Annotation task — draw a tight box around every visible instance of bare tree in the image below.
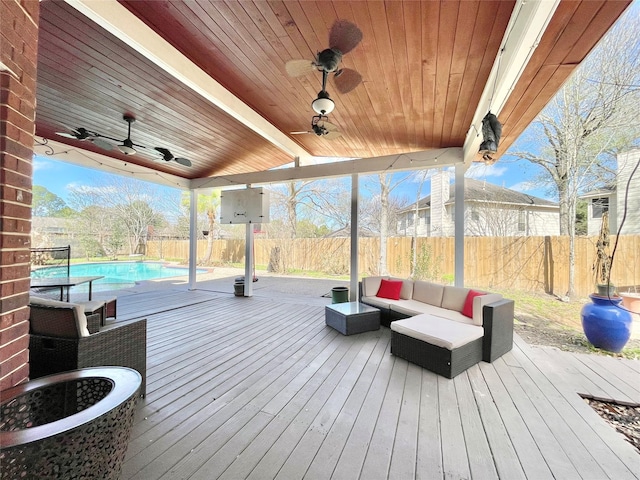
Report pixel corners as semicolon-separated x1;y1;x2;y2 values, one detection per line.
361;173;410;275
508;10;640;297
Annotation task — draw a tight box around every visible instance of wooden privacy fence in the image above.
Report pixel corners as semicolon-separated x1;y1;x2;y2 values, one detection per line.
146;235;640;297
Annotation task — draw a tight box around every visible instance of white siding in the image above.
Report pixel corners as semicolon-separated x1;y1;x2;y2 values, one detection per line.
430;171;450;237
617;149;640;234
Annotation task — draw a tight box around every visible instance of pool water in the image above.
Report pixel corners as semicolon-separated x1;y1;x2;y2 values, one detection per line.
31;262;205;292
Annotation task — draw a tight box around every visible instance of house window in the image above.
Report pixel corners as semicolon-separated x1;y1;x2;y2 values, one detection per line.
592;197;609;219
408;212;414;226
471;210;479;221
518;210;526;232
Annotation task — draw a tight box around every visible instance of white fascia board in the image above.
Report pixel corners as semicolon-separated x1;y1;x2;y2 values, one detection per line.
190;148;463;189
463;0;560;164
34;138;192;190
64;0;311;162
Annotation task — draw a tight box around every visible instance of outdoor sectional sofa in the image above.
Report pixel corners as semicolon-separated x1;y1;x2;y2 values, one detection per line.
359;276;514;378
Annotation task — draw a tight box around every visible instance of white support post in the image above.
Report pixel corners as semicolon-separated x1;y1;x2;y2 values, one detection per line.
188;189;198;290
454;164;465;287
350;173;359;301
244;223;254;296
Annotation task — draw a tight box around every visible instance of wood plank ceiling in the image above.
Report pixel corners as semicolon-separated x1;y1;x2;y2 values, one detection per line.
33;0;630;182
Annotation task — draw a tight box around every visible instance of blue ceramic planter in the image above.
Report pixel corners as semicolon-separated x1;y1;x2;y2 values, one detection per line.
581;294;633;353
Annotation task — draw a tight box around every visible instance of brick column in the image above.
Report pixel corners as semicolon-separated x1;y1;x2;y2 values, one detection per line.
1;0;39;391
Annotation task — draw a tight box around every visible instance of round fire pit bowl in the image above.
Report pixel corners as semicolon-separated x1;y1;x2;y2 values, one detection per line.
0;367;141;479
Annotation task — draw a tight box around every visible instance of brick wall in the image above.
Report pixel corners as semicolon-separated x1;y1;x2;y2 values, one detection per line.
1;0;39;391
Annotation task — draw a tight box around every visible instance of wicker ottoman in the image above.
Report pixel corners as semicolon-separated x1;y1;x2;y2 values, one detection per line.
325;302;380;335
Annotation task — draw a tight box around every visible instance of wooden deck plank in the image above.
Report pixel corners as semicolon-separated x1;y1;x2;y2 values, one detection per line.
415;370;444;480
358;358;408;480
491;358;581;479
126;326;347;479
478;361;555;479
387;362;422;480
466;366;526;480
273;334;384;480
245;334;373;480
331;349;397;480
573;353;640;404
454;369;499;480
217;337;381;480
230;335;391;480
438;374;471;479
507;350;611;479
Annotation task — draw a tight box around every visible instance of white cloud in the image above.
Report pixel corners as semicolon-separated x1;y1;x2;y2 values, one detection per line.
32;157;59;172
509;181;538;192
465;163;508;179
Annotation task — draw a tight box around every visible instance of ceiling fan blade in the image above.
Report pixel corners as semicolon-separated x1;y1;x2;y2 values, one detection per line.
92;137;116;151
329;20;362;54
290;130;311;135
174;157;192;167
56;126;97;140
285;59;316;77
316;120;339;132
323;130;342;140
334;68;362;94
56;131;80;139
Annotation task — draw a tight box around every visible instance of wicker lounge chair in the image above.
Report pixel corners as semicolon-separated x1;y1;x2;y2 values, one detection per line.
29;297;147;396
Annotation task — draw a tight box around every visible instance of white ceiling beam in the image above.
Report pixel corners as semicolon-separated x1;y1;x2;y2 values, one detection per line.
190;148;463;189
64;0;311;162
463;0;560;165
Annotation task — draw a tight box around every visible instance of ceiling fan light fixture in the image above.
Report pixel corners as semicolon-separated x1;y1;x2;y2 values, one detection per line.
117;138;137;155
312;90;335;115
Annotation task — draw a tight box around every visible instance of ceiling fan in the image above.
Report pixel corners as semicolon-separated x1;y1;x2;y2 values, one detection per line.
291;115;342;140
285;19;363;97
56;115;192;167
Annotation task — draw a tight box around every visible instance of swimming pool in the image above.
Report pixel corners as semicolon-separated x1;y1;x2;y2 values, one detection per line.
31;262;206;292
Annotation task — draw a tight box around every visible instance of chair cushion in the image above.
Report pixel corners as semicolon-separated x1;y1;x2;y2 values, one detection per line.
376;279;403;300
412;281;445;306
29;296;90;338
389;277;414;300
391;314;483;350
362;276;388;297
441;286;470;312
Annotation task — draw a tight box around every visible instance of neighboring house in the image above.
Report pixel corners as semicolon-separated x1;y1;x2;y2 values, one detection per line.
580;148;640;235
397;171;560;237
31;216;72;245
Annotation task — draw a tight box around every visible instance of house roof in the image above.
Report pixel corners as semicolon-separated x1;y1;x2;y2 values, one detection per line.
30;0;631;188
579;185;617;199
401;178;558;213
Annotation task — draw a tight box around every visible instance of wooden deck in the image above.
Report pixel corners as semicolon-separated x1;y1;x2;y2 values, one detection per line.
110;287;640;480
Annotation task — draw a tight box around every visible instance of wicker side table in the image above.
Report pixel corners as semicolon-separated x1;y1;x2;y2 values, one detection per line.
325;302;380;335
0;367;141;479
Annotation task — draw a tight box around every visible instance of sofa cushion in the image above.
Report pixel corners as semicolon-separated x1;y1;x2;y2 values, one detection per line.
391;314;484;350
472;293;503;326
390;277;414;300
361;295;393;310
412;281;445;307
462;290;485;318
389;300;473;324
29;296;90;338
376;279;403;300
362;276;388;298
441;286;470;312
